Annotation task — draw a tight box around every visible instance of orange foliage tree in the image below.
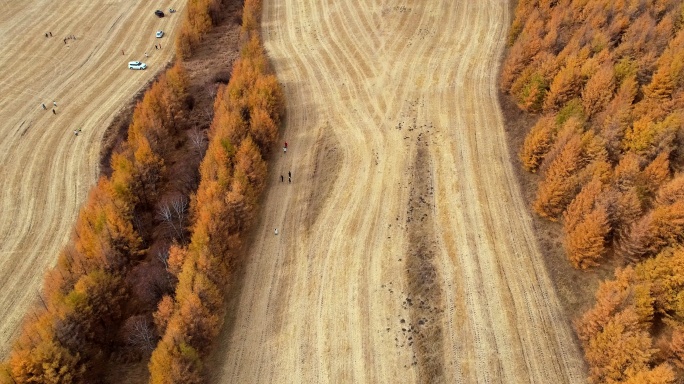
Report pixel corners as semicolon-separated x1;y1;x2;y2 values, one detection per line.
655;173;684;206
563;176;611;268
620;201;684;261
175;0;220;58
543;56;585;111
564;205;611;269
576;248;684;383
533;130;587;219
582;63;616;118
519;115;556;172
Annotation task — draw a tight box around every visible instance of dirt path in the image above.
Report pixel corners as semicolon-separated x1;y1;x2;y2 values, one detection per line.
0;0;185;358
210;0;586;382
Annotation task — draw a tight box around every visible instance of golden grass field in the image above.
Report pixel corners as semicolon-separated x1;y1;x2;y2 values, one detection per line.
209;0;587;382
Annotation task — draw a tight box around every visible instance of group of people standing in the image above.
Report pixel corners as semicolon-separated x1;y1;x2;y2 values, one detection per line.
275;142;293;236
144;43;164;58
281;142;291;183
40;100;58;115
280;171;292;184
44;31;76;44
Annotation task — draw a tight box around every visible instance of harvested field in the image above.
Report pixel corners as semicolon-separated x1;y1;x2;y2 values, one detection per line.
0;0;184;358
209;0;587;382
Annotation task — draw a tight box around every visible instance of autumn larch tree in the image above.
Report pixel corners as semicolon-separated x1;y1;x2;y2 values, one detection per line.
520;115;557;172
534;130;586;219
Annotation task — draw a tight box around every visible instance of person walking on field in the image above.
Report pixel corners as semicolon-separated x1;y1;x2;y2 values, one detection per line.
288;171;291;183
52;109;56;115
280;175;284;182
41;103;46;110
53;101;57;107
274;228;278;235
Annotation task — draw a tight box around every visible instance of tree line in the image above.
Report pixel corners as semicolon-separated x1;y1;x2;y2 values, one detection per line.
147;0;284;382
0;0;263;382
175;0;221;58
1;62;191;383
503;0;684;382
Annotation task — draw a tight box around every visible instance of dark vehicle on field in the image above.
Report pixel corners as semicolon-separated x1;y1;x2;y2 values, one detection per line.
154;10;164;18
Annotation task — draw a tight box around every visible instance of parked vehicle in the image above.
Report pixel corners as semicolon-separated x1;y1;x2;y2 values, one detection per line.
169;8;176;13
128;61;147;70
156;30;164;38
154;10;164;17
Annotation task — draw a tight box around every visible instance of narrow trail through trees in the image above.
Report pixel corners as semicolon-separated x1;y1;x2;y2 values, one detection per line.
211;0;586;382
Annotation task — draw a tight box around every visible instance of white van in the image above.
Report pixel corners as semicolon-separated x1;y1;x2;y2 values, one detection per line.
128;61;147;70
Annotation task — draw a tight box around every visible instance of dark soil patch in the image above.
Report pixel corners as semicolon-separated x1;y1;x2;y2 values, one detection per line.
403;133;445;383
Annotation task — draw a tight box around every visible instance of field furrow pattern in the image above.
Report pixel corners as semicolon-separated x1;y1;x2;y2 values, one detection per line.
211;0;586;383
